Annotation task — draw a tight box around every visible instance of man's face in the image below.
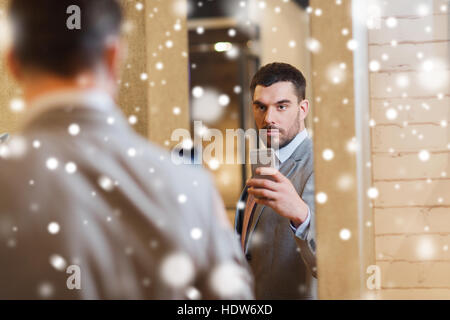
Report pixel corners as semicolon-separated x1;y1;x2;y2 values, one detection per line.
252;81;307;149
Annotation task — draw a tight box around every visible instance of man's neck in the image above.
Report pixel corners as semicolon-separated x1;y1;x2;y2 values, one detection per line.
281;127;306;149
276;129;309;163
22;73;114;106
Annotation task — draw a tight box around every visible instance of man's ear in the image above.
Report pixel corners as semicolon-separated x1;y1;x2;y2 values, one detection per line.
103;36;126;80
299;99;310;121
6;48;23;82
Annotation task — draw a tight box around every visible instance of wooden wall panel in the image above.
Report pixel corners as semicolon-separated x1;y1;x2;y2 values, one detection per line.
310;0;363;299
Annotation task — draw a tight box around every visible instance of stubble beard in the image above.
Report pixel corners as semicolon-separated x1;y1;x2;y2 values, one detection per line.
264;108;302;149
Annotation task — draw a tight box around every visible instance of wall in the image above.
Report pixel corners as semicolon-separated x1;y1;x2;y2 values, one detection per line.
0;0;21;135
309;0;364;299
309;0;449;300
144;0;190;147
249;0;314;130
367;0;450;299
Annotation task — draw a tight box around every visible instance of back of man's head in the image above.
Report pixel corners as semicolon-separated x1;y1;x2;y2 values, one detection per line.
9;0;123;78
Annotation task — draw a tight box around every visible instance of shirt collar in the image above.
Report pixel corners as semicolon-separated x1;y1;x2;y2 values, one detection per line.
275;129;309;163
23;89;115;128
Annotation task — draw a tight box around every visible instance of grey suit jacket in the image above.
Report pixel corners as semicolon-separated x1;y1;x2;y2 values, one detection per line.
0;104;254;299
235;137;317;300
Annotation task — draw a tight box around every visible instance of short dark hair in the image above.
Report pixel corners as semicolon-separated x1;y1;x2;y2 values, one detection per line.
250;62;307;101
9;0;123;77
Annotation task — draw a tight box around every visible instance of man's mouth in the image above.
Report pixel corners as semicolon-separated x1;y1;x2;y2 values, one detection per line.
265;129;280;136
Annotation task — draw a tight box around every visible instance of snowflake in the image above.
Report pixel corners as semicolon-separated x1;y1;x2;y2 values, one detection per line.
68;124;80;136
322;149;334;161
65;162;77;174
135;2;144;11
192;86;204;98
418;150;430;162
49;254;67;271
367;187;379;199
98;175;114;192
140;73;148;81
218;94;230;107
47;222;60;234
339;228;351;241
165;40;173;48
173;107;181;115
32;140;41;149
369;60;380;72
190;228;202;240
38;282;54;298
347;39;358;51
178;194;187;204
210;263;248;298
127;148;137;157
186;286;201;300
316;192;327;204
10;98;25;113
46;158;59;170
128;115;138;125
160;252;195;288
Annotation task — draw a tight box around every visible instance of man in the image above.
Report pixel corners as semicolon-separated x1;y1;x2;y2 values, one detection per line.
0;0;253;299
235;63;317;300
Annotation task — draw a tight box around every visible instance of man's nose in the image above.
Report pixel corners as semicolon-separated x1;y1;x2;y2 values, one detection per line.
263;107;276;125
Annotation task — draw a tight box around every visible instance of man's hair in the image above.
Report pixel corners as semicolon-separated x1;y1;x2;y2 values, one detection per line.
250;62;307;102
9;0;123;77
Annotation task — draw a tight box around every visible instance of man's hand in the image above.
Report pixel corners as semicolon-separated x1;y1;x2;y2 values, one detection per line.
247;167;309;228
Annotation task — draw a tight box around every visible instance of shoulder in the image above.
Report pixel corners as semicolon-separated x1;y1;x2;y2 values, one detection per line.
133;133;214;192
293;137;314;168
130;133;217;210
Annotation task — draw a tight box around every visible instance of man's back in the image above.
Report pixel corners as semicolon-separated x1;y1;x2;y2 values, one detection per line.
0;101;253;299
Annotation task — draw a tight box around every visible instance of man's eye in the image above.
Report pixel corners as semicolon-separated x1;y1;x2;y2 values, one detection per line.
279;105;287;110
258;106;266;111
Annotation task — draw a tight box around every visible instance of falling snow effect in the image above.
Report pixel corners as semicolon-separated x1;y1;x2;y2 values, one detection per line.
47;222;60;235
0;0;447;300
210;263;248;299
160;252;195;288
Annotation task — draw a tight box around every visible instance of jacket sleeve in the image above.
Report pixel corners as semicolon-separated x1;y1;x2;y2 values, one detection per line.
293;172;317;278
195;180;255;300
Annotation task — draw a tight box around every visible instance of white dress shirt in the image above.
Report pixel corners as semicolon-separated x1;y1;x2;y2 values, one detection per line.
23;89;115;128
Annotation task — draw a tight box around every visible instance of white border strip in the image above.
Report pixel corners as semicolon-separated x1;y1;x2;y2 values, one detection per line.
352;0;376;298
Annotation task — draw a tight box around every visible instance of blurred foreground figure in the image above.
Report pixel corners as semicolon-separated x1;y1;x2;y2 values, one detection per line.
0;0;253;299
